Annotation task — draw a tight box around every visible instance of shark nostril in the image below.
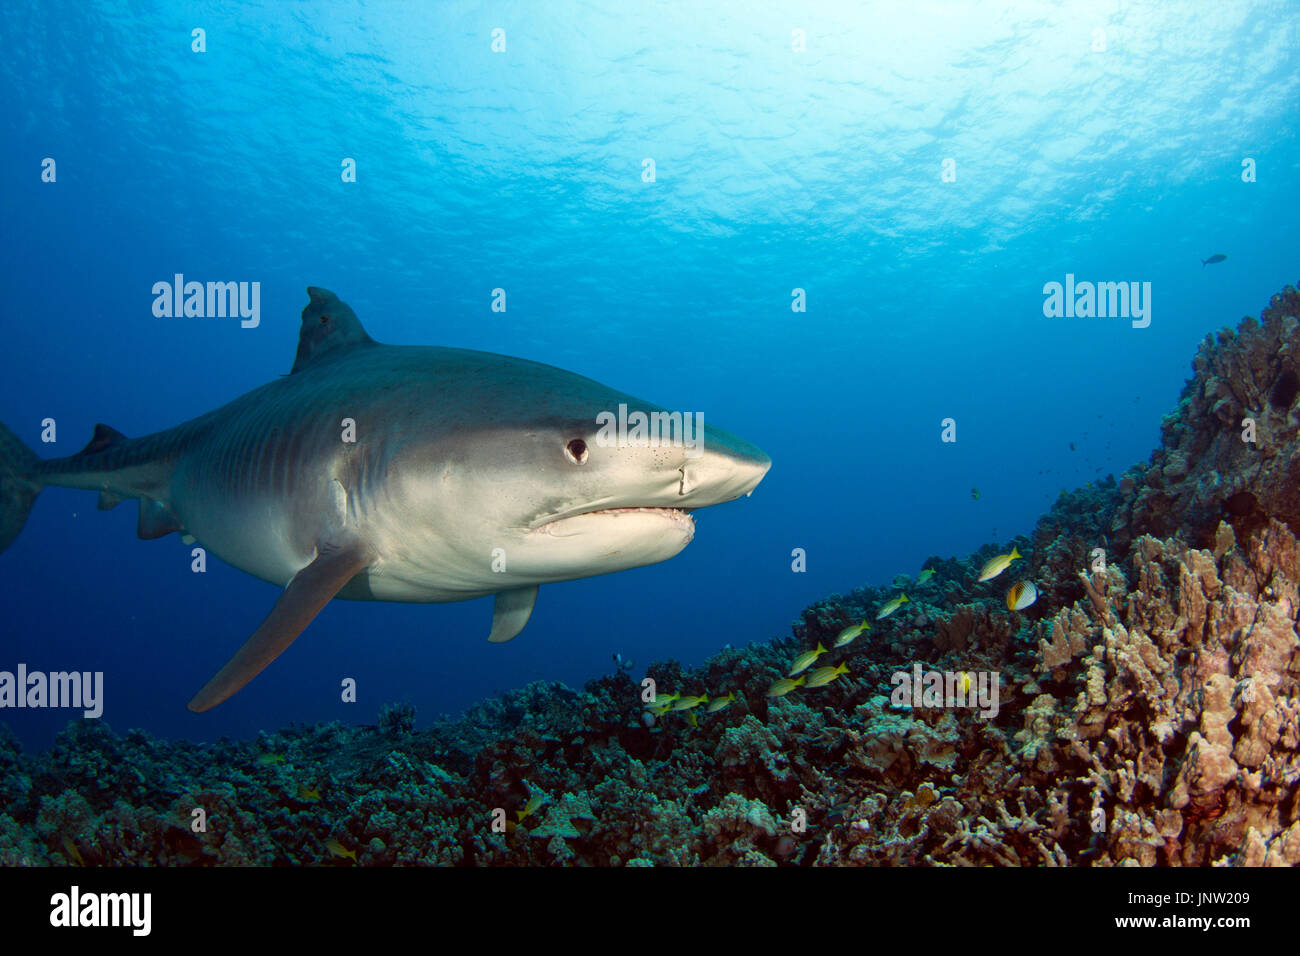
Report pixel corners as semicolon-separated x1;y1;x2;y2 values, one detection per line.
678;463;696;495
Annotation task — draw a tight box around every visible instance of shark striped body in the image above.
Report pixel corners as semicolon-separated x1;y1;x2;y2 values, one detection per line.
0;288;771;711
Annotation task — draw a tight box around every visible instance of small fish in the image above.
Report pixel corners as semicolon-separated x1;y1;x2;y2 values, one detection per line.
61;834;85;867
643;692;679;716
670;693;709;711
876;594;909;619
324;838;358;863
256;753;286;766
766;676;805;698
971;487;981;500
1202;253;1227;267
978;546;1021;583
1006;580;1038;610
915;568;936;586
516;793;548;822
833;620;871;647
685;711;699;728
960;672;972;696
705;691;736;713
804;663;849;688
297;785;322;803
788;643;828;676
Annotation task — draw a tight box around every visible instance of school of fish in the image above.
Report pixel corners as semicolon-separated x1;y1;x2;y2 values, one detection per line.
638;544;1041;718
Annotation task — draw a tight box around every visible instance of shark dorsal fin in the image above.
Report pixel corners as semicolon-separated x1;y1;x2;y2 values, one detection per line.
291;287;376;374
78;423;127;456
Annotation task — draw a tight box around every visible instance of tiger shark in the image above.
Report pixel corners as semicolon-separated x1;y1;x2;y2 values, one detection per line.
0;288;770;711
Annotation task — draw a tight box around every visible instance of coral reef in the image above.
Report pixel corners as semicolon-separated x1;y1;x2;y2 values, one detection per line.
1119;283;1300;550
2;283;1299;866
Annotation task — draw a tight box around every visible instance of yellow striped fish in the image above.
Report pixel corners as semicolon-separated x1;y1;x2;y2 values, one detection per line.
804;663;849;688
876;594;909;619
324;838;358;863
61;834;85;866
705;691;736;713
670;693;708;711
833;620;870;648
788;643;827;676
516;793;547;822
978;546;1021;582
766;676;805;698
643;692;679;717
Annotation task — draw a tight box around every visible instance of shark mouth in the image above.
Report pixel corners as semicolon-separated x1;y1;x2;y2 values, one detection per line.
532;506;695;535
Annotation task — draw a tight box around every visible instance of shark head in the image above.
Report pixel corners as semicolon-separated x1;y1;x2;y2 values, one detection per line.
384;351;771;588
510;404;771;580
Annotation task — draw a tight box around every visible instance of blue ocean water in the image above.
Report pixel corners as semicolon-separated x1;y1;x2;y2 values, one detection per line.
0;0;1296;749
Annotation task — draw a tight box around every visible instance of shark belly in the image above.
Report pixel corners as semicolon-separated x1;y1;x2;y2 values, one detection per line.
175;489;310;588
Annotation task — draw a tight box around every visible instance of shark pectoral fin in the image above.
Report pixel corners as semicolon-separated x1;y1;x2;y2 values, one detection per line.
487;586;539;643
187;541;373;713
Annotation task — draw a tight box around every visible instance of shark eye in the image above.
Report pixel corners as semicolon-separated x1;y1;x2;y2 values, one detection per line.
564;438;589;464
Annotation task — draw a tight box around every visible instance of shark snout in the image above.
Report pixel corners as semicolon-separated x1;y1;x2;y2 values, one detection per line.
677;425;770;504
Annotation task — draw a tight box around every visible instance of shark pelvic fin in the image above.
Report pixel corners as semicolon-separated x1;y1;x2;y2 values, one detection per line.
97;490;126;510
187;540;373;712
487;585;539;643
137;498;182;539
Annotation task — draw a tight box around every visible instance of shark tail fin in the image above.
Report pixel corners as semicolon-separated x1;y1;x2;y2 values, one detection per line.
0;421;42;554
